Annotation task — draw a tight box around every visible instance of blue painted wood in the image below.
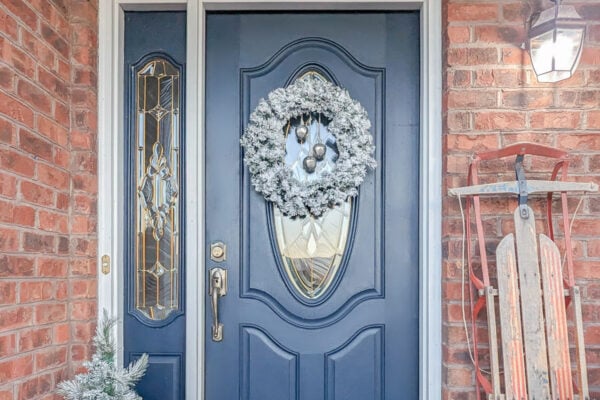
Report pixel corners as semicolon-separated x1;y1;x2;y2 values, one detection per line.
123;11;186;400
325;326;383;400
206;13;420;399
241;326;299;400
131;354;183;400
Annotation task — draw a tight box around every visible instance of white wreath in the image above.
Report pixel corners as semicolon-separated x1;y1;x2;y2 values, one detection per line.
241;73;376;217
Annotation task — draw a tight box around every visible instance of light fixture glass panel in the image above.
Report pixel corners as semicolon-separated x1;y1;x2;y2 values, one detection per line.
530;30;555;75
531;27;584;82
528;4;585;83
135;59;181;320
554;28;584;70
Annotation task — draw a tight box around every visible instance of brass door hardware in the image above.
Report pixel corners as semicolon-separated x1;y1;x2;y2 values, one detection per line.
210;242;227;262
209;267;227;341
101;255;111;275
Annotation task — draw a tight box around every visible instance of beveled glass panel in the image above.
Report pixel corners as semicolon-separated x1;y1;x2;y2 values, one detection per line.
273;71;351;300
135;59;180;320
274;201;352;299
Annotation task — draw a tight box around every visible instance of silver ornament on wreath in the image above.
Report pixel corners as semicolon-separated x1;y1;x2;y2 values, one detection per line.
295;115;309;143
312;143;326;161
312;113;327;161
295;125;309;143
303;155;317;173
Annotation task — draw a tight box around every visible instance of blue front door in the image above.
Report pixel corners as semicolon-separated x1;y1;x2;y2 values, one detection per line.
206;13;420;399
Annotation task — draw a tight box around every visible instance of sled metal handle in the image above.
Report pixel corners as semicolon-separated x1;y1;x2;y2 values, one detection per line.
515;154;529;219
209;267;227;342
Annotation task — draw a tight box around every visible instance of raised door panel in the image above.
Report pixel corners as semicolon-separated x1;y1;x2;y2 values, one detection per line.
241;326;299;400
325;327;383;400
134;354;182;400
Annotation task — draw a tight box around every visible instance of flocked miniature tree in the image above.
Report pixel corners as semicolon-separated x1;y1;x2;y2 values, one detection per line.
57;310;149;400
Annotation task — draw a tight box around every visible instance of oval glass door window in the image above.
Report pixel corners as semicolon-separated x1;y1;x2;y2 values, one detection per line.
272;71;352;300
274;200;351;299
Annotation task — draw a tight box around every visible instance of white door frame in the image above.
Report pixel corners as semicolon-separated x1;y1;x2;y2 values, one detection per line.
97;1;442;399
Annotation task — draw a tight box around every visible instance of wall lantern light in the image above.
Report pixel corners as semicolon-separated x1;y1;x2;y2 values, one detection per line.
528;0;585;83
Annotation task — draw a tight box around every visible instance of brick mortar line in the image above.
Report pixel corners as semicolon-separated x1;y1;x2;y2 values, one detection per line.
0;91;69;136
1;146;76;172
0;3;71;56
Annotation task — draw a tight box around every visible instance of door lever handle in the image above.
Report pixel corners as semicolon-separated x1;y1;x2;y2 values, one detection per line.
209;267;227;342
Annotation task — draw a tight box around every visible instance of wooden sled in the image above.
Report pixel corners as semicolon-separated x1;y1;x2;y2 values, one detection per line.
449;143;598;400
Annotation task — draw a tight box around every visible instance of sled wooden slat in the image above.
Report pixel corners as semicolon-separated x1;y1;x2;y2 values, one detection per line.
539;234;573;400
514;206;551;399
448;180;598;198
484;286;502;399
572;286;590;400
496;234;527;400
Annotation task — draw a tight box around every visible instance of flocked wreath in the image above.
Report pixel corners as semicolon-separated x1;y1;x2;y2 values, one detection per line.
240;73;376;218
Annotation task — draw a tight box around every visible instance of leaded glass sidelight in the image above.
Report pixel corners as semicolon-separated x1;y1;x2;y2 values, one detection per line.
135;58;180;320
273;71;352;300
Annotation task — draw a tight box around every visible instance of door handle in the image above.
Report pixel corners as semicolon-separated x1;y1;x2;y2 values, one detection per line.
209;267;227;342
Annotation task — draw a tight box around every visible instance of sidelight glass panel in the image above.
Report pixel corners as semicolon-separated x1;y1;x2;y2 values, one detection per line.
273;71;352;300
135;59;180;320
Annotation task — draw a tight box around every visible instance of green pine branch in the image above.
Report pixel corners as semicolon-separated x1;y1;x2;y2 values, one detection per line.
57;310;149;400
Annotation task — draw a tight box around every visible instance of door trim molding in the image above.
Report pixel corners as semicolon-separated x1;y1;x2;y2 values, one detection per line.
97;1;442;399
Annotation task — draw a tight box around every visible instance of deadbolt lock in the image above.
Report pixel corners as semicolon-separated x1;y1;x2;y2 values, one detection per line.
210;242;226;262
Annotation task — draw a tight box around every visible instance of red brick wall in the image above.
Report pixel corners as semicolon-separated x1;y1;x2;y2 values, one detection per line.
0;1;98;398
443;0;600;399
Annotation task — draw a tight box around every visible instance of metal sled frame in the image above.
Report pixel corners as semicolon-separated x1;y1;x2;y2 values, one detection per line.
449;143;597;400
